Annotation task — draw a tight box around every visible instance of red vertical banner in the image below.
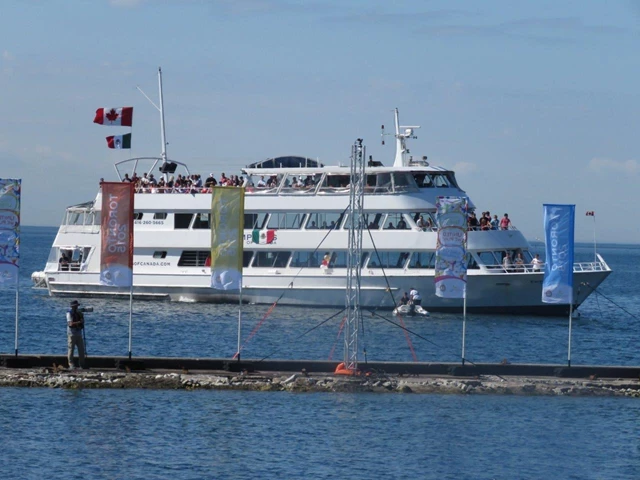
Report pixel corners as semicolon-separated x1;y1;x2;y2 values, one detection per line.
100;182;135;287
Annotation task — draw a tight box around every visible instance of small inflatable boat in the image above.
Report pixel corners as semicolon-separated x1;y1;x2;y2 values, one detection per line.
392;304;430;317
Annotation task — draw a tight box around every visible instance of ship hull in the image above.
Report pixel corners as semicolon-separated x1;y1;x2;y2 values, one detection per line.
40;268;610;316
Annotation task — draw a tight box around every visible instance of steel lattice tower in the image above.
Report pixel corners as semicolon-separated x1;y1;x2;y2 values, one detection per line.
343;139;366;372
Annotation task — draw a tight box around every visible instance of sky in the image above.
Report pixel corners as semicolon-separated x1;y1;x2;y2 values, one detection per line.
1;0;639;244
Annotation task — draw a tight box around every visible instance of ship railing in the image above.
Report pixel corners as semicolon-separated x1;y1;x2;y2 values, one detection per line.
414;224;519;232
573;261;608;272
482;260;608;274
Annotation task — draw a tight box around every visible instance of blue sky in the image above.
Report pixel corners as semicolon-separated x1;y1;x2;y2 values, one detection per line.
1;0;639;243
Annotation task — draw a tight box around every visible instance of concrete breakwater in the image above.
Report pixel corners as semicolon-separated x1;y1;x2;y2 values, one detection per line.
1;368;639;397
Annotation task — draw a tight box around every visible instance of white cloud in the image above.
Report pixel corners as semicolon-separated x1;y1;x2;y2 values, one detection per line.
451;161;477;174
588;157;639;175
2;50;13;61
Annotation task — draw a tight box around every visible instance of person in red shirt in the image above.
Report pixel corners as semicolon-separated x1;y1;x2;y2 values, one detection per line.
500;213;511;230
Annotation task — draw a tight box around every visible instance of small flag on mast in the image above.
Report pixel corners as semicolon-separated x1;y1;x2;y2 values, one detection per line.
94;107;133;126
586;211;595;216
106;133;132;149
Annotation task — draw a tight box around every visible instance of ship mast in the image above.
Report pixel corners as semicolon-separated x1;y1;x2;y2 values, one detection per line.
158;67;168;163
136;67;169;165
384;108;420;167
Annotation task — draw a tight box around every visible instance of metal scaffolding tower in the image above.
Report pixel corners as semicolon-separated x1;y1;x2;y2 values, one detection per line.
343;139;366;373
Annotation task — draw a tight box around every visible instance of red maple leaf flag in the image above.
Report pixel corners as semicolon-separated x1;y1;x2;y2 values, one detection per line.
586;211;595;216
93;107;133;126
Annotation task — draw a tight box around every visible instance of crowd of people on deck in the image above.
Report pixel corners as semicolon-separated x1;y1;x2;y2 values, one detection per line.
501;251;543;273
120;172;245;193
467;211;512;231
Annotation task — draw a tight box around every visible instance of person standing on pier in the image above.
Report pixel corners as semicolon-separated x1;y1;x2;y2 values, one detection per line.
66;300;86;369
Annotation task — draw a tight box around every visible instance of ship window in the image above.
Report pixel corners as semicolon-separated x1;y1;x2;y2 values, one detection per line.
93;212;101;225
362;213;385;230
153;251;167;259
280;173;322;194
375;172;392;193
290;251;321;268
243;251;253;267
245;213;269;230
175;213;193;229
326;252;368;268
319;174;351;192
411;212;435;230
445;172;459;188
133;212;143;220
154;212;167;220
306;212;344;230
432;174;451;188
392;172;415;192
267;213;305;230
193;213;210;229
408;252;435;269
414;174;434;188
386;213;409;230
369;251;410;269
329;252;347;268
253;251;291;268
245;174;281;194
467;255;479;269
477;251;499;267
177;250;209;267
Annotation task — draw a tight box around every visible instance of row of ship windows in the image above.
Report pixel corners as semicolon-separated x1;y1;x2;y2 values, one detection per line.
244;171;459;194
136;211;435;231
172;249;534;269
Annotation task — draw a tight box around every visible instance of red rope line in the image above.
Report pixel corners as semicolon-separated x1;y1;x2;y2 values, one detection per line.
328;315;347;361
396;313;418;362
232;301;278;359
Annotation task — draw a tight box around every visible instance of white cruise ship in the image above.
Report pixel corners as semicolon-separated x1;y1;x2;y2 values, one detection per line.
32;109;611;315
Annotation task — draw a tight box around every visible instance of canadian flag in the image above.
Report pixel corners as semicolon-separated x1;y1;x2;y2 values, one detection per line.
94;107;133;126
586;211;595;216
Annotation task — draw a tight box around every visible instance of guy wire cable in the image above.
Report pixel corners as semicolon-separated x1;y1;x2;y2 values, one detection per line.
256;308;347;363
237;206;351;354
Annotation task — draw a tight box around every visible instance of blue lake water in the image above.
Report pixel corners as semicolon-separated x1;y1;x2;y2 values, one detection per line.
0;227;638;479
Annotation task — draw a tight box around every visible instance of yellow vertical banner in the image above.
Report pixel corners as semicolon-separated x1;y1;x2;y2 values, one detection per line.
210;187;244;290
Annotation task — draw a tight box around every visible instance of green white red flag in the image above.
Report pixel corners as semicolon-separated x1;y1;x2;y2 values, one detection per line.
106;133;132;149
252;229;275;244
94;107;133;126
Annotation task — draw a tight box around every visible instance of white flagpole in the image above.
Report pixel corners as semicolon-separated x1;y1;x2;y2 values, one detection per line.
567;303;573;367
461;296;467;366
14;288;19;356
128;285;133;359
592;215;597;263
237;286;242;361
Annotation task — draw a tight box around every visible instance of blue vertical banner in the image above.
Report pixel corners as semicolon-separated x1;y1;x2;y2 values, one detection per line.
435;197;468;298
542;204;575;304
0;179;21;286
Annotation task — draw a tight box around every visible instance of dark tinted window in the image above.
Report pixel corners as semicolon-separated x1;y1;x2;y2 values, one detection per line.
175;213;193;229
177;250;208;267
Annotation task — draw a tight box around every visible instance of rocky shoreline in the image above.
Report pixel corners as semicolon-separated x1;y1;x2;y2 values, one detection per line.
1;368;639;397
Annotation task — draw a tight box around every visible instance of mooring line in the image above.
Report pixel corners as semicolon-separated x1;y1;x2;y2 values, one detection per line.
581;282;640;321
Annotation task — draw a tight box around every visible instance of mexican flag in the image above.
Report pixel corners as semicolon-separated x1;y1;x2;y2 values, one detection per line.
94;107;133;126
106;133;132;149
252;229;275;244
